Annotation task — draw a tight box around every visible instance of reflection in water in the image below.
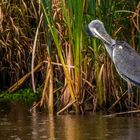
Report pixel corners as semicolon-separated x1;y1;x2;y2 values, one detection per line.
63;115;81;140
61;115;105;140
0;103;140;139
47;114;55;140
31;109;55;139
60;115;106;140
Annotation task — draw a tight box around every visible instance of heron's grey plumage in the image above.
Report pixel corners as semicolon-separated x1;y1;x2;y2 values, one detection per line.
112;41;140;87
88;19;140;88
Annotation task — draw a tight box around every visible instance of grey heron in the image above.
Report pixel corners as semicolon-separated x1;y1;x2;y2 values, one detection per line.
87;20;140;108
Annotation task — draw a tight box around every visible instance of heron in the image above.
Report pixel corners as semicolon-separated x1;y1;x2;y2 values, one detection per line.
87;20;140;108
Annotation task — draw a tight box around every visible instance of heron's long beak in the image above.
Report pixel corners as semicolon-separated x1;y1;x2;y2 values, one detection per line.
90;28;111;45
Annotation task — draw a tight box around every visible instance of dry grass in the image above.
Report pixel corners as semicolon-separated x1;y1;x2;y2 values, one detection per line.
0;0;140;114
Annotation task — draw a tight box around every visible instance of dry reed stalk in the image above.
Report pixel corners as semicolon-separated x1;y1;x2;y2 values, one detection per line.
108;91;127;111
61;43;73;107
97;63;104;102
31;13;43;93
48;58;54;114
130;2;140;50
0;6;3;32
40;59;51;106
7;62;43;93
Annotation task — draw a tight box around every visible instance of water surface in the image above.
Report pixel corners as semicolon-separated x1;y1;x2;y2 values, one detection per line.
0;102;140;140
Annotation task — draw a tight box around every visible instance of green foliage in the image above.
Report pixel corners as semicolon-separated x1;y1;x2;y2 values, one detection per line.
0;89;38;104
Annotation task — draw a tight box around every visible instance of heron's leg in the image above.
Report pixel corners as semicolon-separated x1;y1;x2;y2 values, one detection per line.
127;81;133;110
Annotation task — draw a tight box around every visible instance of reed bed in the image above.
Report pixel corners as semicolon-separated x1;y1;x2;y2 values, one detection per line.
0;0;140;114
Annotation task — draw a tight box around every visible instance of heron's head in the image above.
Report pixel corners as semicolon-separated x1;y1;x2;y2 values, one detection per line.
87;20;113;45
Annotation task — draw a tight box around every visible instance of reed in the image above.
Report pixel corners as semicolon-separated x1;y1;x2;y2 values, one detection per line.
0;0;140;113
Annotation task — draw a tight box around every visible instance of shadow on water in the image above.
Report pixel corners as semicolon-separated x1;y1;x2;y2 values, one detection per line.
0;101;140;140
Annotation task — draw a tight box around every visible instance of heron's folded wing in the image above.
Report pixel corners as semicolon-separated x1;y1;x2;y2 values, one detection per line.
113;42;140;87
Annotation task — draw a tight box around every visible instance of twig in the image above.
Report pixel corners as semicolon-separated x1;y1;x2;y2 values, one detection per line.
43;60;75;69
57;100;76;115
104;110;140;117
108;91;127;111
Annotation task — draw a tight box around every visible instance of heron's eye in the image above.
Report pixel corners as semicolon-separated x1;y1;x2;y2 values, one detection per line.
111;43;116;48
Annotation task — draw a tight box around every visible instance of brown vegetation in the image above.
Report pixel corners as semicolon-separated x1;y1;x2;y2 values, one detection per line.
0;0;140;114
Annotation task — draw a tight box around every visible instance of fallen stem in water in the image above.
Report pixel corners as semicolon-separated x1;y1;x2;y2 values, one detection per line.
57;100;76;115
104;110;140;117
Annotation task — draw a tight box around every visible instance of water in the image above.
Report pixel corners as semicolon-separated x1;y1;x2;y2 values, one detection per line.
0;102;140;140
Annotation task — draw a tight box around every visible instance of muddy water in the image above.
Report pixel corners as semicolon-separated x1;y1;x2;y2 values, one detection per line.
0;102;140;140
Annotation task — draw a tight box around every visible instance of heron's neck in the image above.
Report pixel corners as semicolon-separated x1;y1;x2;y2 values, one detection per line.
104;39;116;58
